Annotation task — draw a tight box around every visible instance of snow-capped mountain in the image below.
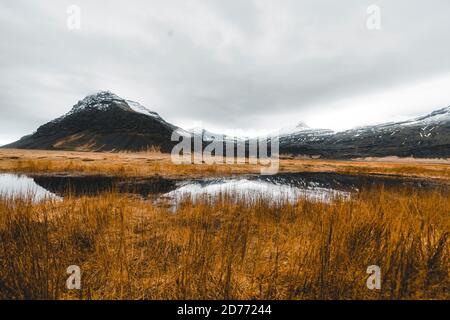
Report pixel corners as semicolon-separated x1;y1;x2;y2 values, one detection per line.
403;106;450;126
4;91;180;152
186;128;246;142
278;121;311;136
3;91;449;158
126;100;162;119
277;121;335;147
53;91;164;122
279;106;450;158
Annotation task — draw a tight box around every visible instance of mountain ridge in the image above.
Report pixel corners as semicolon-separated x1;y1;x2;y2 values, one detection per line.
3;91;450;158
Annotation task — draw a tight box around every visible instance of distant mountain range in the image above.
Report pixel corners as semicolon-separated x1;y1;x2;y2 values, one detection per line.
279;106;450;158
3;91;450;158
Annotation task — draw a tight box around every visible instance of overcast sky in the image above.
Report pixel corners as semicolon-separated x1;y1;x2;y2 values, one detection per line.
1;0;450;144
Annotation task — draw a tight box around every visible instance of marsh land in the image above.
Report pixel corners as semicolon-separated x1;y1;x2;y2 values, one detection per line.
0;149;448;299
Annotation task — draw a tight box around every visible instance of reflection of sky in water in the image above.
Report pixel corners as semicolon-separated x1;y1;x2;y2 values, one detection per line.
162;178;350;205
0;173;351;206
0;173;58;201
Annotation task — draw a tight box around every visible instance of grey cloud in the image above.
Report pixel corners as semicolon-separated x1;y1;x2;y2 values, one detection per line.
1;0;450;143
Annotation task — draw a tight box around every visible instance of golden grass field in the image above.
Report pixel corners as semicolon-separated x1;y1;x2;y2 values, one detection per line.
0;189;448;300
0;148;449;300
0;148;450;181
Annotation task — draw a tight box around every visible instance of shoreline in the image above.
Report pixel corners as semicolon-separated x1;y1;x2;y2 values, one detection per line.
0;148;449;181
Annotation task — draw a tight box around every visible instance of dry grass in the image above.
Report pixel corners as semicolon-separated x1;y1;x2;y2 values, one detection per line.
0;187;448;300
0;149;260;178
0;149;450;181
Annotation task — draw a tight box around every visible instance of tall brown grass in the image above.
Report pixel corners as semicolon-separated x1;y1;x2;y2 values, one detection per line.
0;187;448;300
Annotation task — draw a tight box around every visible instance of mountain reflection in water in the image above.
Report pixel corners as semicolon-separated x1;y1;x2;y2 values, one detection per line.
0;172;446;205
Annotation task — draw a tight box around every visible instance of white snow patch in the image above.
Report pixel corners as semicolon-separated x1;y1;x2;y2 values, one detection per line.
126;100;161;118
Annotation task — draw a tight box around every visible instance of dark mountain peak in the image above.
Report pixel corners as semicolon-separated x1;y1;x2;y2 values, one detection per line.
61;91;129;118
4;92;178;152
77;90;123;107
82;90;121;101
55;91;163;122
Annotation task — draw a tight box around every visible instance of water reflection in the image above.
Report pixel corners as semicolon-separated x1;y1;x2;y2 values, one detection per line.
32;175;177;197
163;178;349;204
0;172;446;205
0;173;59;201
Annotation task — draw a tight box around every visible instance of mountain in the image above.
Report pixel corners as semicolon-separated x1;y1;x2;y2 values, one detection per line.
3;91;181;152
278;121;312;136
186;127;246;142
4;91;449;158
279;106;450;158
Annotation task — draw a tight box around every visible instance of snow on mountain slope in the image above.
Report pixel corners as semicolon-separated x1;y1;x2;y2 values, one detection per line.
399;106;450;126
186;128;246;141
278;121;334;138
126;100;162;119
338;105;450;139
278;121;310;136
277;105;450;158
66;91;125;115
53;91;164;122
276;121;334;146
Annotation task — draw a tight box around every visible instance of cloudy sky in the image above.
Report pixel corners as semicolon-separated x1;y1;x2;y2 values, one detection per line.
1;0;450;144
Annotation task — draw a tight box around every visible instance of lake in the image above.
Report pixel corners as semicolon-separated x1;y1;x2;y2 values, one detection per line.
0;172;446;206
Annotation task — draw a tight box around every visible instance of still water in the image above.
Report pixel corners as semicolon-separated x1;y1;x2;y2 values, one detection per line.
0;172;445;204
0;173;59;201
